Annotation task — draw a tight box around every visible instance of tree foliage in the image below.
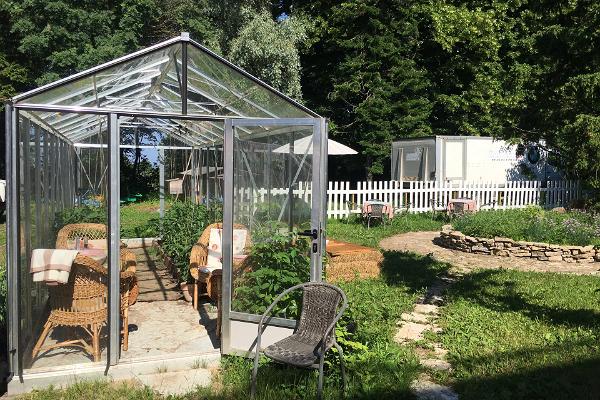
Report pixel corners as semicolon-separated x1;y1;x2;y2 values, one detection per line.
1;0;600;187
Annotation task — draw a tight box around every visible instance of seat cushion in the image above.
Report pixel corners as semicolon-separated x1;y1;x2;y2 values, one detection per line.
263;334;320;367
207;228;223;268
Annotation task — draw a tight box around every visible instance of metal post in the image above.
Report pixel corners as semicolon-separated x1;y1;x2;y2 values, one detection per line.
107;113;120;367
34;126;42;247
287;133;295;230
21;119;32;341
159;148;165;219
198;147;204;202
191;147;197;204
181;34;189;115
310;120;323;282
42;129;49;245
221;119;234;353
6;103;21;379
206;147;211;202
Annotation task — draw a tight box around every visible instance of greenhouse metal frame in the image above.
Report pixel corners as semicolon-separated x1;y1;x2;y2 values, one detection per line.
4;32;328;390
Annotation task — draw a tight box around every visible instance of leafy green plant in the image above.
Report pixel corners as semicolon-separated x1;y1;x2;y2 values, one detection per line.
157;202;215;282
453;206;600;246
232;233;310;318
53;205;106;235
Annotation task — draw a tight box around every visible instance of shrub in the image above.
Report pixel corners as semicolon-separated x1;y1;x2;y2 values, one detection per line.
53;205;106;235
232;233;310;318
158;201;215;282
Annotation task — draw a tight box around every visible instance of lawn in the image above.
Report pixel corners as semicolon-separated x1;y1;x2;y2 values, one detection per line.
435;269;600;400
327;213;445;248
120;200;161;238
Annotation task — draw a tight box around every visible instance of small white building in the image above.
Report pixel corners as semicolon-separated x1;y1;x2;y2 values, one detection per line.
391;136;560;182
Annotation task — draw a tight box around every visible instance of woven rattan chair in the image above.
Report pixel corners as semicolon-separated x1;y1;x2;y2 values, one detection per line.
251;282;348;400
365;203;386;228
31;254;135;362
189;222;251;308
55;223;138;305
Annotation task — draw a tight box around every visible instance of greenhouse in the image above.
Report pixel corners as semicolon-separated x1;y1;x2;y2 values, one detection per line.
4;32;328;392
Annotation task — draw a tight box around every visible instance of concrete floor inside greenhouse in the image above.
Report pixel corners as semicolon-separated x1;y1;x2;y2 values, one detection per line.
25;299;220;372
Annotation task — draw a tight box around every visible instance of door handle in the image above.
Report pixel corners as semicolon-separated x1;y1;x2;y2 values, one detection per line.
298;229;318;240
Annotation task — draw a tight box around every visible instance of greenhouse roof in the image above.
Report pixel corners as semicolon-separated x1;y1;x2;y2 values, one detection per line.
11;33;318;147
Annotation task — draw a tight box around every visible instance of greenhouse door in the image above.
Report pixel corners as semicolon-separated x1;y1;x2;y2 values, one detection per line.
221;118;327;355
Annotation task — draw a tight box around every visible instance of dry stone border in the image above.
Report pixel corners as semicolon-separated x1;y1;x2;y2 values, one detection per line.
438;225;599;264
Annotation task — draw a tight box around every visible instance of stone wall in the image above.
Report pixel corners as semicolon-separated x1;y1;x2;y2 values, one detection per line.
437;225;599;263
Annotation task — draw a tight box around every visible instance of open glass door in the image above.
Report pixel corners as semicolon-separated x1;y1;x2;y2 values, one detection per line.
221;118;326;355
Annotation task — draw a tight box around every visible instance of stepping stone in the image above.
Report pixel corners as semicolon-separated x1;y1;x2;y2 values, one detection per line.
411;374;458;400
421;358;452;372
394;322;432;343
433;346;448;358
400;312;430;324
414;304;439;315
136;369;211;396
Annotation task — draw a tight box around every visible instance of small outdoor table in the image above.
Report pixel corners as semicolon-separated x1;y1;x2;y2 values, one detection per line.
447;198;477;215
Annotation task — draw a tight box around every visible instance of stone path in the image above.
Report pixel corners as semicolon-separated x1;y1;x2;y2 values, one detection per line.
380;231;600;276
133;247;182;302
394;272;459;400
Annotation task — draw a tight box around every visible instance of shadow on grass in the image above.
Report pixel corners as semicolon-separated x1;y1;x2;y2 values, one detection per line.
450;339;600;400
379;250;450;291
447;269;600;329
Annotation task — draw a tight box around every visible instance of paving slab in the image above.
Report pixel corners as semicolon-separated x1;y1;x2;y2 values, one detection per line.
411;374;459;400
136;368;212;396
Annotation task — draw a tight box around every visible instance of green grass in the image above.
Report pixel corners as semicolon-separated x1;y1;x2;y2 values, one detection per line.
18;252;449;400
453;206;600;246
436;269;600;400
120;200;161;238
327;213;445;248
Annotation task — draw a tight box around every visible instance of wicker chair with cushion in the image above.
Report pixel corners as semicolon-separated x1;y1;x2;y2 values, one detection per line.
189;222;252;309
31;254;135;362
251;282;348;400
55;223;138;305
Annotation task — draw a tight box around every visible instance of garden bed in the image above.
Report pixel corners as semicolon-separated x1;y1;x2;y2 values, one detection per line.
438;225;599;264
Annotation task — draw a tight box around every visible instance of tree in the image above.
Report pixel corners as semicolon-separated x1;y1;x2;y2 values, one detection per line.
293;0;432;179
228;12;308;100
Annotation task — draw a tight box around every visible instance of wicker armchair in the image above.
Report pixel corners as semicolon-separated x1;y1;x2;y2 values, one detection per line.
251;282;348;400
189;222;252;309
31;254;135;362
55;223;138;305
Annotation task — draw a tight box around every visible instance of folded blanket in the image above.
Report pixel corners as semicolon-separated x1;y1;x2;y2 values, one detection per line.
30;249;79;285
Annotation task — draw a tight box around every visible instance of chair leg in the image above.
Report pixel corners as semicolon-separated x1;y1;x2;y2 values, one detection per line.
317;353;325;400
32;321;53;360
194;279;198;310
92;323;101;362
122;307;129;351
334;342;347;397
251;347;260;398
216;295;222;338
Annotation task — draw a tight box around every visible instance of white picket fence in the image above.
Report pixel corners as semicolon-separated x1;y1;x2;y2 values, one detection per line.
327;180;581;219
233;180;580;219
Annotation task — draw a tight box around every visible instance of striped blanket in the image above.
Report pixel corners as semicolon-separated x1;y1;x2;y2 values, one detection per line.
30;249;79;285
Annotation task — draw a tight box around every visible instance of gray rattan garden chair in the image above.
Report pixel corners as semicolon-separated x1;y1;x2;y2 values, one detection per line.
251;282;348;400
366;203;386;228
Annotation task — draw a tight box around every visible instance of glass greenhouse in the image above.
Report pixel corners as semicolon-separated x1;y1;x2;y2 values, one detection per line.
4;33;328;392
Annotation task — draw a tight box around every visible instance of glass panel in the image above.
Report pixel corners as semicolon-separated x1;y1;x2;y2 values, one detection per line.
187;46;311;119
19;112;109;370
24;44;182;113
230;125;314;318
